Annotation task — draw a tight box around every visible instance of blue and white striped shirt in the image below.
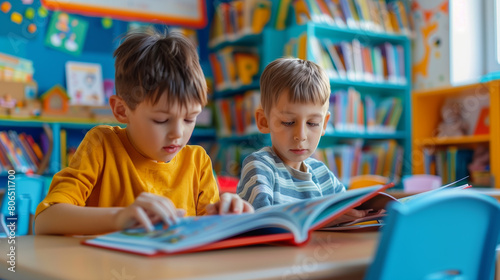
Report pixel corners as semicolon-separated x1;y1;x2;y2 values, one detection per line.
237;147;346;210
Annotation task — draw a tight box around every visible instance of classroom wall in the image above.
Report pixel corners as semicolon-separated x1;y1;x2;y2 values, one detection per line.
0;0;214;94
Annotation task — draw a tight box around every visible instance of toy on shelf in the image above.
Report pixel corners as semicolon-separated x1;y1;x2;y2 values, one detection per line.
436;98;469;137
37;84;114;120
39;85;69;116
0;94;16;108
0;80;39;117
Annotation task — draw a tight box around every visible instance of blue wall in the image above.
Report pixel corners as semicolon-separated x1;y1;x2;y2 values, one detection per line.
0;0;214;94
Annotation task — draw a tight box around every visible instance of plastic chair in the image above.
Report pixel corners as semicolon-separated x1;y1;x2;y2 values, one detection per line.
403;174;442;193
349;175;389;190
365;189;500;280
0;174;46;236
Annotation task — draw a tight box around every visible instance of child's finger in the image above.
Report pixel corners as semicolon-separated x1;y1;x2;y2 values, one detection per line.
139;192;178;225
345;209;367;218
137;199;175;226
176;209;186;217
154;196;180;224
131;206;154;232
242;201;254;213
229;198;243;214
219;195;231;214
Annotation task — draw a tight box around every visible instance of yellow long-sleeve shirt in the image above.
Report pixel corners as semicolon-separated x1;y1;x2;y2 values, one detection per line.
35;125;219;218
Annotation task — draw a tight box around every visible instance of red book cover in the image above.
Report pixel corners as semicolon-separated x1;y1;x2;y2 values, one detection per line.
473;107;490;135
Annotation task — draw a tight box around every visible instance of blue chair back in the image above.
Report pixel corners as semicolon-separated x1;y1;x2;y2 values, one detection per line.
365;189;500;280
0;174;46;236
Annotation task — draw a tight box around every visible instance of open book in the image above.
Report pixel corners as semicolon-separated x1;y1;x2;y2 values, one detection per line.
321;179;472;231
83;183;393;256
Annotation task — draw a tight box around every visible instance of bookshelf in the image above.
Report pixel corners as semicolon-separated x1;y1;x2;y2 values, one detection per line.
412;80;500;188
259;0;413;186
207;0;273;177
0;118;216;189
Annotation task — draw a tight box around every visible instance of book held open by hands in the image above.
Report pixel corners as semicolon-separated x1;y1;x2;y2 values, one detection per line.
83;184;393;256
83;179;470;256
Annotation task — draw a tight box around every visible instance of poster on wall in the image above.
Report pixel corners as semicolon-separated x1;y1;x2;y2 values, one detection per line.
412;0;450;90
44;12;88;56
65;61;104;106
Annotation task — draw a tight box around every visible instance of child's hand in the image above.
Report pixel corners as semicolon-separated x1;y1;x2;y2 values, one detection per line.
114;192;186;232
325;209;372;227
206;193;254;215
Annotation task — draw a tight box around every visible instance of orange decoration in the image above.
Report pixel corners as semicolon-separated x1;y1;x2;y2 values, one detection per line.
28;23;37;33
1;1;11;13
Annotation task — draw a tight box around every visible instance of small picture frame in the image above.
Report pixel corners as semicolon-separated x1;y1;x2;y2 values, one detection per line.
65;61;105;106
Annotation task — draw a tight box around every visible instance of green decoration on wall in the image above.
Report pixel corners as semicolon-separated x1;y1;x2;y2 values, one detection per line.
44;12;88;56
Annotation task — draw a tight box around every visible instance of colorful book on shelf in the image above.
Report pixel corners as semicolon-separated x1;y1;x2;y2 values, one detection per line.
322;39;347;79
250;0;271;33
8;130;36;172
0;131;24;172
338;0;356;29
351;39;364;81
473;107;490;135
83;184;393;256
60;129;67;168
275;0;293;30
377;0;393;33
25;134;43;161
326;0;346;27
0;137;13;170
293;0;311;25
18;133;40;167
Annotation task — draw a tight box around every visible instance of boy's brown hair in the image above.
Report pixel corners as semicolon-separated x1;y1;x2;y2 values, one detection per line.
259;58;330;114
113;29;207;110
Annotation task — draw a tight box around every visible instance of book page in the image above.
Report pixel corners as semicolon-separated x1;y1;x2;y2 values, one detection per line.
256;185;391;236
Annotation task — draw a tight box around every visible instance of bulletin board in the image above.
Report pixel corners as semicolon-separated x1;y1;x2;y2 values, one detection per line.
41;0;207;28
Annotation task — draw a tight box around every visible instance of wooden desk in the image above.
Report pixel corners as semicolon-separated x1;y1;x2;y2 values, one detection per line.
0;232;377;280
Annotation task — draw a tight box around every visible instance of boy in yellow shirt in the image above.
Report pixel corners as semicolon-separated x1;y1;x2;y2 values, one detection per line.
35;30;253;235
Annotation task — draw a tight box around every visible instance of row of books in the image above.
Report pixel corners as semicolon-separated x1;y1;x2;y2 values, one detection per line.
214;90;260;137
423;147;474;185
0;130;44;174
212;87;403;136
209;46;260;92
310;37;406;85
293;0;412;36
0;52;34;83
313;139;403;185
284;32;308;59
329;88;402;133
209;0;271;47
364;95;403;134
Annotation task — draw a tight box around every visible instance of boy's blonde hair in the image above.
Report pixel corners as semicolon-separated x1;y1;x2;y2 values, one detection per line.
113;29;207;110
259;58;330;114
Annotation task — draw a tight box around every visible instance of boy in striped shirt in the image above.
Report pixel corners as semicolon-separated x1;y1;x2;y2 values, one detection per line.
237;58;368;221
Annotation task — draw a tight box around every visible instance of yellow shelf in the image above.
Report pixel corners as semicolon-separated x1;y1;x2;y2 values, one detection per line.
412;80;499;188
412;83;483;96
415;135;490;146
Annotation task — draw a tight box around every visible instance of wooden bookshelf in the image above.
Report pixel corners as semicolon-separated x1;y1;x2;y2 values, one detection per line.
412;80;500;188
